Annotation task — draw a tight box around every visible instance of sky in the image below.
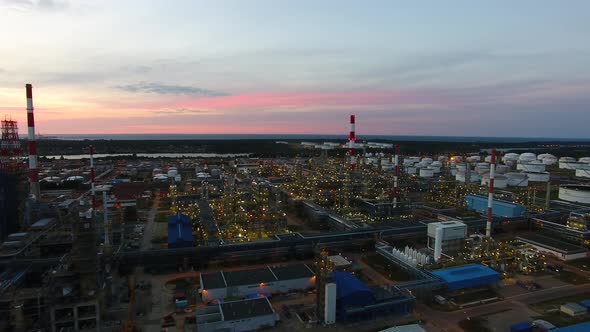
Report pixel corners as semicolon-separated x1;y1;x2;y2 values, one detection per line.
1;0;589;137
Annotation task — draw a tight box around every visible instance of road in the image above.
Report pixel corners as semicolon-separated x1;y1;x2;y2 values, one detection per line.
420;283;590;331
142;195;160;250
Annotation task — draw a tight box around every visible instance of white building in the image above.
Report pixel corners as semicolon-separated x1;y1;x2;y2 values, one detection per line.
199;264;315;303
196;297;278;332
427;221;467;262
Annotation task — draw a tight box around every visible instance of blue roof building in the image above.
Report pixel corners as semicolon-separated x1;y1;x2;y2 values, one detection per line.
168;212;193;249
465;194;526;218
333;272;374;308
432;264;499;290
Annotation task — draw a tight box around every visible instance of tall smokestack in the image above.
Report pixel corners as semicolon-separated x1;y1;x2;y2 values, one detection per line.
349;115;356;170
90;145;96;210
486;148;496;237
26;84;40;198
393;144;399;208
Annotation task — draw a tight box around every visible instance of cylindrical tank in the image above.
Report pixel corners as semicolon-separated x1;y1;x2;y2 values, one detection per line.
481;174;508;188
519;153;537;162
451;167;458;176
405;166;417;175
466;156;481;162
419;167;434;178
455;171;466;183
576;167;590;178
456;164;467;172
579;157;590;163
524;171;550;182
518;161;546;172
496;165;510;174
505;172;529;187
559;185;590;204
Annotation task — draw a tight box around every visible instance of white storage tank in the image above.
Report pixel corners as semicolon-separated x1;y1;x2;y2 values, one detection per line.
576;167;590;178
456;164;467;172
524;171;550;182
506;172;529;187
450;167;458;176
519;152;537;162
466;156;481;163
430;165;441;173
455;171;466;183
496;165;510;174
559;185;590;204
437;155;448;162
560;161;588;170
518;161;546;172
503;153;520;163
419;167;435;178
405;166;417;175
579;157;590;163
421;157;433;164
481;174;508;188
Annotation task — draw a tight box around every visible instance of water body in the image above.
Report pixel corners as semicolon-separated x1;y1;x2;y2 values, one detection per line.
42;153;251;160
50;134;590;142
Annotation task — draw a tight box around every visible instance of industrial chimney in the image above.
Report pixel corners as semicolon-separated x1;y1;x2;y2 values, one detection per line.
26;84;40;198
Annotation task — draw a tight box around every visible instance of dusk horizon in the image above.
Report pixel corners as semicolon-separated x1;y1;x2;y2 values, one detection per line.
2;1;590;137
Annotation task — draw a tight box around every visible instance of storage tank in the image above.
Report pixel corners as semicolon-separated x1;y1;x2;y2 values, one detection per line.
421;157;433;164
65;176;84;182
505;173;529;187
450;167;458;176
502;153;520;164
541;156;558;165
481;174;508;188
466;156;481;163
419;167;434;178
559;185;590;204
560;161;588;170
167;169;178;177
405;166;417;175
579;157;590;163
496;165;510;174
518;161;546;172
524;171;550;182
519;153;537;162
437;155;448;162
576;167;590;178
456;164;467;172
430;165;441;173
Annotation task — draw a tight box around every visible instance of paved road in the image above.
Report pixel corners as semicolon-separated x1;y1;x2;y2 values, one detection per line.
420;283;590;331
142;196;160;250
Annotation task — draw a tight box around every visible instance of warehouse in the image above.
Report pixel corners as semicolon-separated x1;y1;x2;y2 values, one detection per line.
332;272;415;321
199;264;315;303
465;194;526;218
516;234;587;261
167;212;193;249
432;264;499;291
196;297;278;332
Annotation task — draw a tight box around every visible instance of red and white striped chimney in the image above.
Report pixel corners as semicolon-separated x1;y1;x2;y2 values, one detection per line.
393;144;399;208
26;84;40;198
349;115;356;170
89;145;96;209
486;148;496;237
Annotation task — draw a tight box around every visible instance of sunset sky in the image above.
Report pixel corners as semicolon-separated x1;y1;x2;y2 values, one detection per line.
1;0;589;137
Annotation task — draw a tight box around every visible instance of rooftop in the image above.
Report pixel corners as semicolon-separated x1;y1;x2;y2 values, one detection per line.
517;234;587;254
432;264;499;284
223;268;276;287
200;272;226;290
271;264;314;280
220;298;274;321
